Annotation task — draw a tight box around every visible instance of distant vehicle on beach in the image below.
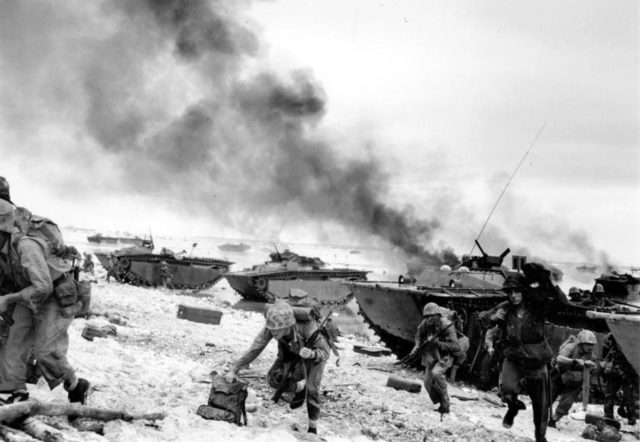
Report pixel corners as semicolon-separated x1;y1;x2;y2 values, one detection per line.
218;243;251;253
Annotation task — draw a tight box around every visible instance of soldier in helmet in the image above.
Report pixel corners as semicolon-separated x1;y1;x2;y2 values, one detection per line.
548;329;597;427
225;301;330;434
568;287;582;303
0;199;90;405
601;333;638;425
480;262;562;442
0;177;11;204
408;302;460;415
159;260;171;288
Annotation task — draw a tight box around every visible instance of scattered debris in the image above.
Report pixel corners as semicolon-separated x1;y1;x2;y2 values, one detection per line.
352;344;392;357
81;322;117;341
386;375;422;393
176;305;223;325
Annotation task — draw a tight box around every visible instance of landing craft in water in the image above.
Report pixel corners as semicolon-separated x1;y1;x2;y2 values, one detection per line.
346;241;640;385
577;264;598;273
87;233;152;248
218;242;251;253
224;248;368;304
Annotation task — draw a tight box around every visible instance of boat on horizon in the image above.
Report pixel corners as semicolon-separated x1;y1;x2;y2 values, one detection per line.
87;233;152;248
217;242;251;253
577;264;598;273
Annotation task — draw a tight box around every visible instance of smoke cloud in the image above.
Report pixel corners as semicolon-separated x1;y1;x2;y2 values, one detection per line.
0;0;456;263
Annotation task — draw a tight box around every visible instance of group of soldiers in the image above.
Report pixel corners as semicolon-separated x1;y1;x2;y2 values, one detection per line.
0;176;90;406
1;174;637;440
224;261;637;441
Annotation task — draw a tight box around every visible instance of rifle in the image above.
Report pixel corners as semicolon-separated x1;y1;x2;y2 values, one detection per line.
271;309;333;403
395;321;454;366
582;363;591;411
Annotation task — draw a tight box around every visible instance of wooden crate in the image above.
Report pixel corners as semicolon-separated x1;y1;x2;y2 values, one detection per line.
177;304;222;325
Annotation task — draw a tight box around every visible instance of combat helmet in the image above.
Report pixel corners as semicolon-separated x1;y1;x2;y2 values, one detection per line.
0;176;10;203
0;199;16;234
266;301;296;330
422;302;441;317
503;273;527;292
568;287;580;295
577;329;597;345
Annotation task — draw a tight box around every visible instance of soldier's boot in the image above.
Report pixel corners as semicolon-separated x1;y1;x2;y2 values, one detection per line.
502;399;525;428
68;378;91;405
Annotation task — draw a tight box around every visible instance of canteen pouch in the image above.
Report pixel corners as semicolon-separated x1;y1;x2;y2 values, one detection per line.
53;273;78;307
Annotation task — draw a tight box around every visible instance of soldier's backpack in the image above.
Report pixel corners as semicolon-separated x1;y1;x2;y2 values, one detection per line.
281;289;341;363
14;208;70;258
552;334;578;368
440;306;470;365
14;207;89;316
197;372;248;426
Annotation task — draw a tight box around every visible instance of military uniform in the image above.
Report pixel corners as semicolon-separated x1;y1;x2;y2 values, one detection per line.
0;199;89;403
229;302;330;433
481;263;561;442
478;324;503;391
549;330;596;425
411;303;460;413
602;333;638;425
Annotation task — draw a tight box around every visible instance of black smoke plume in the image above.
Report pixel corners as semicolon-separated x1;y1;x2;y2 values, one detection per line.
1;0;457;263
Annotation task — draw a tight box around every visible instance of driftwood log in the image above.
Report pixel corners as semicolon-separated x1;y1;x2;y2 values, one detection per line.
0;400;165;425
18;418;84;442
0;424;39;442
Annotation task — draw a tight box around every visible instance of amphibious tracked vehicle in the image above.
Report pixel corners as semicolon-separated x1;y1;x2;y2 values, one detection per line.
225;248;368;303
95;246;233;290
347;241;639;382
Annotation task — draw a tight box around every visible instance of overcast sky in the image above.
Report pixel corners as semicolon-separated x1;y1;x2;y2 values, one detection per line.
1;0;638;266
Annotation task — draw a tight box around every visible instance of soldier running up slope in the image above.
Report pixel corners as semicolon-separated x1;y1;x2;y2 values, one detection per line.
224;301;330;435
0;199;90;405
481;262;563;442
408;302;460;415
82;253;94;275
548;329;597;427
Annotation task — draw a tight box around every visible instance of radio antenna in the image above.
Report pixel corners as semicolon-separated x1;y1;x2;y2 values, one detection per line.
469;123;547;256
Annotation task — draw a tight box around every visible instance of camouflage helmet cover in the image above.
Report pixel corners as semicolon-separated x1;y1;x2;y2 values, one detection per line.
265;301;296;330
422;302;441;317
577;329;597;345
568;287;580;295
0;199;16;234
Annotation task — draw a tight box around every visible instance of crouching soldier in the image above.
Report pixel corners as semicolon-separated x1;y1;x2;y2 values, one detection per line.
0;200;90;405
408;302;460;415
549;329;597;427
481;262;562;442
225;301;330;435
